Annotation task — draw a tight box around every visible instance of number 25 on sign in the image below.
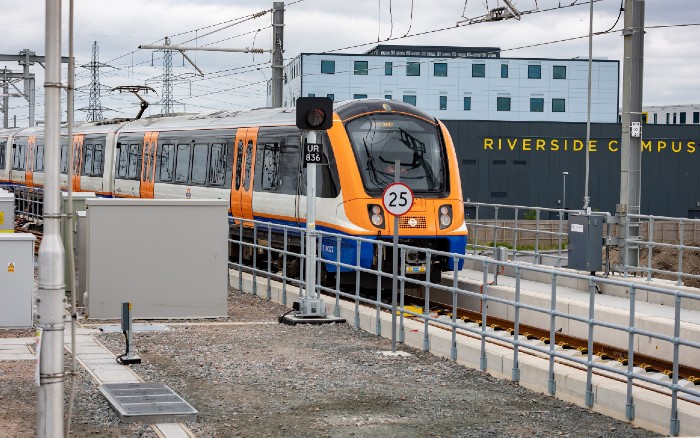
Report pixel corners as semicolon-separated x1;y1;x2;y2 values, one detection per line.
382;182;414;217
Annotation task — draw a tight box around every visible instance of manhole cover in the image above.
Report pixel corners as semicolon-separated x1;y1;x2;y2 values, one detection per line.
99;382;198;423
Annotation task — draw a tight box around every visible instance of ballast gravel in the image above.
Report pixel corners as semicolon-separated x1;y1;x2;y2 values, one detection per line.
1;287;659;437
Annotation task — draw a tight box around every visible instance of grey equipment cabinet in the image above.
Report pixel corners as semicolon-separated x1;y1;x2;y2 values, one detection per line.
0;189;14;232
0;233;36;327
567;214;604;272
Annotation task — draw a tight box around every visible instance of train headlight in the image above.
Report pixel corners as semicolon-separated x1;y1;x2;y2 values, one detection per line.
438;204;453;229
368;204;385;229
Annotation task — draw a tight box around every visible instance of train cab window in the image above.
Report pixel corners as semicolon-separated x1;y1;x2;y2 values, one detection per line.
191;143;209;185
175;144;191;184
127;144;142;180
208;143;227;187
34;145;45;172
234;140;244;190
260;143;280;190
159;144;175;182
243;140;254;190
83;144;94;176
60;144;68;174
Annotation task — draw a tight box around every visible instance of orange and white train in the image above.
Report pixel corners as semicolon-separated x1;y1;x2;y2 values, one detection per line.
0;99;467;282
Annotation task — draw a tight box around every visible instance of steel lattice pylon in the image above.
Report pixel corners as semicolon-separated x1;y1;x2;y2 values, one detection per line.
79;41;111;121
161;37;174;115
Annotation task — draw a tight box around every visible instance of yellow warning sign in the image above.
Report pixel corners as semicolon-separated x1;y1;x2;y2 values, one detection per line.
8;262;15;273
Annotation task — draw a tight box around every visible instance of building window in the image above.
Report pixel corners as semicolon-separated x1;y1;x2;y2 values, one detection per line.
680;112;687;124
553;65;566;79
552;98;566;112
385;94;392;100
385;62;393;76
354;60;368;75
528;65;541;79
321;60;335;74
673;113;677;124
439;96;447;110
666;113;670;124
463;96;471;111
530;98;544;112
501;64;508;78
497;97;511;111
472;63;485;78
406;62;420;76
327;94;334;101
403;95;417;106
353;94;367;99
694;112;699;124
654;113;658;124
308;93;315;97
434;63;447;77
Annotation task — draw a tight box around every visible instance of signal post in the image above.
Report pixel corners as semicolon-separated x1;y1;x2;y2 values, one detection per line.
281;97;344;325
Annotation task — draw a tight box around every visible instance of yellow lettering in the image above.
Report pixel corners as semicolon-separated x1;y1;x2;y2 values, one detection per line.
508;138;518;151
551;139;559;151
573;140;584;151
563;139;568;151
484;138;494;150
688;141;696;153
657;141;667;152
522;138;531;151
642;141;651;152
536;139;545;151
498;138;503;150
672;141;682;153
608;140;618;152
588;140;597;152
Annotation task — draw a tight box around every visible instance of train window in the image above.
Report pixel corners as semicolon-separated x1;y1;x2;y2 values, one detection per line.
191;143;208;185
12;143;25;170
159;144;175;182
0;141;5;169
234;140;244;190
243;140;253;190
60;144;68;174
261;143;280;190
35;145;44;172
127;144;141;180
83;144;94;176
93;144;104;176
175;144;191;184
116;143;128;178
208;143;227;187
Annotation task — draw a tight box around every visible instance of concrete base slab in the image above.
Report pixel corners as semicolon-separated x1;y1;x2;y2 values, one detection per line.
99;324;170;333
280;314;346;326
380;351;412;357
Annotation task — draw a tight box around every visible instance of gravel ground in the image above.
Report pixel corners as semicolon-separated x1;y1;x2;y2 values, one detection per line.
1;288;660;437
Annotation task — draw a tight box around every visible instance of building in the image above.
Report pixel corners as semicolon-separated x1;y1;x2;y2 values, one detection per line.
642;104;700;125
269;45;620;123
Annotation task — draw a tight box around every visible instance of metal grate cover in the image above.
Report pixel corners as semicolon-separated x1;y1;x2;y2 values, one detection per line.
100;382;198;423
399;216;427;229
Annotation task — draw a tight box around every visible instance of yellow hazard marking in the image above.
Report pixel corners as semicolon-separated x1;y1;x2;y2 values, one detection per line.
0;211;4;224
8;262;15;273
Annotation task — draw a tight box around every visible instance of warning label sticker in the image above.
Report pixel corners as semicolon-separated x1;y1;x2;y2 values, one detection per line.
0;211;4;224
8;262;15;273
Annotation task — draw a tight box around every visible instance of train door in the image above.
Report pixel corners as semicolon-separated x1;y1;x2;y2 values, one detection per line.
139;131;159;199
25;136;36;187
229;128;258;222
71;134;84;192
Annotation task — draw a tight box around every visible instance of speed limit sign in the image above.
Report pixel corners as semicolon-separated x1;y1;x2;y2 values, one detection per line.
382;182;414;216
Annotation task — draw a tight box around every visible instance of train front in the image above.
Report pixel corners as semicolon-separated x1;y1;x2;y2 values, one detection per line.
328;99;468;283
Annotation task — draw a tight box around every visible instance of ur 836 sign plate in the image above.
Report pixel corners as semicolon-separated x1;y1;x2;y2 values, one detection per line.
382;182;414;216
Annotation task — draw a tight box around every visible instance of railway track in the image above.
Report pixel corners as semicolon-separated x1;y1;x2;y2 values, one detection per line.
398;293;700;388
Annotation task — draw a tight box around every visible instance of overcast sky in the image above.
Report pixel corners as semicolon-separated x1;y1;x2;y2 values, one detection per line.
1;0;697;126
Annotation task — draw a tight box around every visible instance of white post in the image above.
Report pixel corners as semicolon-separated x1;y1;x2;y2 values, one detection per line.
304;131;318;301
37;0;65;436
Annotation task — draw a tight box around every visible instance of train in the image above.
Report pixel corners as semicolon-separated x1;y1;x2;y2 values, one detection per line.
0;98;467;284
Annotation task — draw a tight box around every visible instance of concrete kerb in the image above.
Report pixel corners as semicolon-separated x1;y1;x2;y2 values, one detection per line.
229;269;700;436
